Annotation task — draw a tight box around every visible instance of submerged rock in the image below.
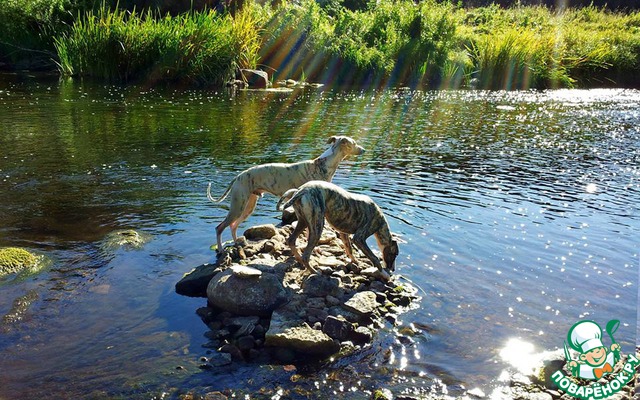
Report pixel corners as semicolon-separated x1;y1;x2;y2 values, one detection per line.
0;247;47;279
101;229;152;251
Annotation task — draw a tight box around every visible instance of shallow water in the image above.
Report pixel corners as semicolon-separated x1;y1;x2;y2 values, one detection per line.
0;75;638;399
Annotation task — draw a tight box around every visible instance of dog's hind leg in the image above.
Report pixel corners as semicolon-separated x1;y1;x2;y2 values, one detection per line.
229;193;259;243
300;209;324;273
215;190;249;253
287;216;307;267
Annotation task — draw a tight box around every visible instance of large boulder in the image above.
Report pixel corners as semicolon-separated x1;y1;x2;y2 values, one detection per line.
207;265;290;316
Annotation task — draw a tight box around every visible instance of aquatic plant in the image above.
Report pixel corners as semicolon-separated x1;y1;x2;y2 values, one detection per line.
0;247;40;276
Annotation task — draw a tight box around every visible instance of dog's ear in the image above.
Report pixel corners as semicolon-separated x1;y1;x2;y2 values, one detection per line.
327;136;338;144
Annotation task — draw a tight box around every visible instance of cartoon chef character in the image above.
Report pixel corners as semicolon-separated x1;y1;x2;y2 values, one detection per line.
566;320;620;380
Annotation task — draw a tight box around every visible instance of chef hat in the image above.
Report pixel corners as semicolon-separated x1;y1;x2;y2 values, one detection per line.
568;320;604;353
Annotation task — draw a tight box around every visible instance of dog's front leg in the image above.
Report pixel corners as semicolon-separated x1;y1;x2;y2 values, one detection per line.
352;233;383;270
338;232;358;264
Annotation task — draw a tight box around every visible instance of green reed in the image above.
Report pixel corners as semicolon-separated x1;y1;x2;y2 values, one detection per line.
54;4;261;85
2;0;639;88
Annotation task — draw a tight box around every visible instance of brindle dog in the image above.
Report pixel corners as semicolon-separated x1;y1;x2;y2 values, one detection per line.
208;136;365;252
278;180;399;274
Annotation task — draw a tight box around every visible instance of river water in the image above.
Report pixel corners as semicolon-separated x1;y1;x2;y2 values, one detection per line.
0;75;638;399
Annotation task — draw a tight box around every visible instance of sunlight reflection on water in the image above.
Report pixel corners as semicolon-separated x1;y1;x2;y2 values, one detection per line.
0;79;637;398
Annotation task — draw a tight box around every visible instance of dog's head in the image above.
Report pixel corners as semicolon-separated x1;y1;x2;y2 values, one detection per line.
383;240;399;271
327;136;365;156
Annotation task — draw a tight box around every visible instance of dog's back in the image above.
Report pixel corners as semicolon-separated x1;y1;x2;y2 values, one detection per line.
286;181;384;235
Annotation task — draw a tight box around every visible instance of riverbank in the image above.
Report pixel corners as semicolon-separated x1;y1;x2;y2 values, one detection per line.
1;0;639;89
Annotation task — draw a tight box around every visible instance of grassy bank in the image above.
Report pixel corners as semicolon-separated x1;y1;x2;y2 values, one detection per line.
54;6;261;85
1;0;639;89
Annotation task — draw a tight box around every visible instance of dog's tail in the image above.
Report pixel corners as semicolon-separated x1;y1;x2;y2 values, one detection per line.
276;188;299;211
207;178;234;203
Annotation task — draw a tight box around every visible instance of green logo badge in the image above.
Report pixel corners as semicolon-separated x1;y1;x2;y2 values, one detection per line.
551;319;639;399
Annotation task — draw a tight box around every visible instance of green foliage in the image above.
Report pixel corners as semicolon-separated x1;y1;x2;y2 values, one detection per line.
261;0;460;85
54;4;261;84
0;0;73;68
459;4;640;88
1;0;639;88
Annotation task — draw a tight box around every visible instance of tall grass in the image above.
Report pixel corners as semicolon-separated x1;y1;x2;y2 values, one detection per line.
2;0;639;88
459;4;640;88
54;5;261;85
260;0;462;86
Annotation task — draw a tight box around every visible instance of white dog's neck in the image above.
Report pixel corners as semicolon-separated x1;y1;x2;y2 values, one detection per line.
318;143;337;160
317;143;347;173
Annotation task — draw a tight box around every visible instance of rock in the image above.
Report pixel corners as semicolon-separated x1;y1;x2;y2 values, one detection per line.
322;316;354;341
0;247;42;277
207;352;232;367
265;309;339;355
175;263;221;297
532;350;565;390
239;69;270;88
361;267;391;282
371;389;393;400
351;326;373;344
307;308;329;323
101;229;152;251
326;295;341;307
282;207;297;225
230;265;262;278
343;291;379;316
203;392;228;400
236;335;256;351
244;224;277;241
207;268;290;316
302;274;342;297
272;347;296;363
219;343;244;361
317;256;343;267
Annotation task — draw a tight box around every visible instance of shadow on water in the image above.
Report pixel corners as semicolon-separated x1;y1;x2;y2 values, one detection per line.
0;75;638;398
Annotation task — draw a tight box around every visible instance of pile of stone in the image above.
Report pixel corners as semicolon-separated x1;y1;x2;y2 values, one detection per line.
176;223;417;366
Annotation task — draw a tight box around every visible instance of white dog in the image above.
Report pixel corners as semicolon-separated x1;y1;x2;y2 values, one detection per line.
208;136;365;252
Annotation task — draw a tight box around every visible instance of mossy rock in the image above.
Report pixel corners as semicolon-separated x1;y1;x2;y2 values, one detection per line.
101;229;152;251
0;247;43;277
